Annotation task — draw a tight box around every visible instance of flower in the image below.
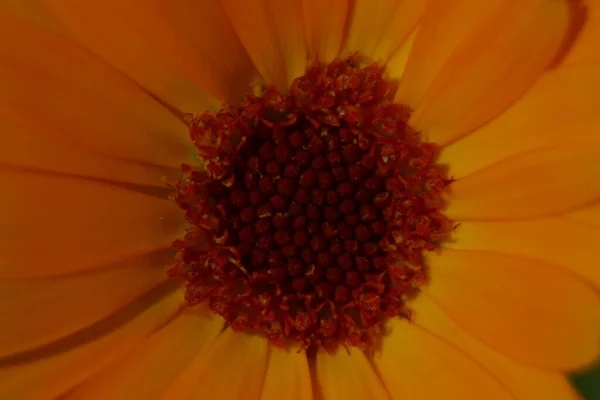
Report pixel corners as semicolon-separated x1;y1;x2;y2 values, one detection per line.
1;0;599;399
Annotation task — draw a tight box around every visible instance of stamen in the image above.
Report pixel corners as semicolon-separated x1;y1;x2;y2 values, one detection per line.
170;55;453;351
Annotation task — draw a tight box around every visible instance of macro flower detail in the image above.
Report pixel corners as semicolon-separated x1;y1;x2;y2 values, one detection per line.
170;58;453;350
1;0;599;399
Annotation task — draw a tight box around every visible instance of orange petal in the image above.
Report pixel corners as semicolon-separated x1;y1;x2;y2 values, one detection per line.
68;310;224;399
260;346;312;400
0;0;59;30
423;248;600;370
161;329;269;400
445;144;600;221
0;110;176;187
439;65;600;179
0;254;170;357
315;348;390;400
411;295;581;400
44;0;255;109
302;0;349;62
343;0;425;63
394;0;503;108
0;171;183;278
374;318;512;399
371;1;425;65
409;0;570;145
0;284;181;400
0;10;194;166
566;202;600;226
384;30;417;83
564;0;600;65
446;219;600;289
222;0;307;89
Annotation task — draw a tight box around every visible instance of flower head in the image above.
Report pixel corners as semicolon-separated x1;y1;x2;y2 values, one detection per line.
1;0;599;399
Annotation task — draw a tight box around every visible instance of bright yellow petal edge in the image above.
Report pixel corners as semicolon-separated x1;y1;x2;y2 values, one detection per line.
0;0;598;399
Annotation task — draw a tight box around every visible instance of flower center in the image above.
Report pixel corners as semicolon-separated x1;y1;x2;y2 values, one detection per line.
170;56;452;351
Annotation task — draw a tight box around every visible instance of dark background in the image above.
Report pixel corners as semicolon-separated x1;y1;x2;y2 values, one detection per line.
573;363;600;399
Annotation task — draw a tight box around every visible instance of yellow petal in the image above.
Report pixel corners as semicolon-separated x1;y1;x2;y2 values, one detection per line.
409;0;570;145
161;329;268;400
344;0;425;63
394;0;503;108
315;348;390;400
0;171;183;278
411;295;581;400
0;110;175;187
222;0;307;89
566;202;600;226
375;318;512;399
445;145;600;221
45;0;255;109
0;0;59;30
68;310;224;399
0;254;170;357
439;65;600;179
423;249;600;370
0;10;194;166
564;0;600;65
0;284;181;400
302;0;349;62
447;219;600;289
260;346;313;400
384;29;417;83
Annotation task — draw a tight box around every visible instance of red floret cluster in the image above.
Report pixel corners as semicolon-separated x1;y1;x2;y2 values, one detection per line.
170;56;453;351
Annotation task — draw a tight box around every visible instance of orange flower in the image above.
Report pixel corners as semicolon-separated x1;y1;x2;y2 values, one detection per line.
1;0;599;399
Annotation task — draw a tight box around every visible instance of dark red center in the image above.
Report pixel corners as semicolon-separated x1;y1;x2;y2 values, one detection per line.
170;56;453;351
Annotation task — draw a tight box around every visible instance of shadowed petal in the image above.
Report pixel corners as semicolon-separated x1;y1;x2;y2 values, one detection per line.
394;0;503;108
564;0;600;65
260;346;313;400
315;347;390;400
0;285;182;400
68;310;224;399
222;0;307;90
566;202;600;226
439;66;600;179
408;0;570;145
0;250;173;357
160;329;269;400
43;0;256;110
411;295;581;400
0;111;178;187
344;0;425;64
302;0;349;62
0;171;183;278
445;145;600;220
375;318;512;399
423;249;600;370
0;10;195;166
446;218;600;288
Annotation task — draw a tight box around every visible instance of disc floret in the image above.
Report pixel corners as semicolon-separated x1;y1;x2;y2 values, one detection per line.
170;56;452;351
